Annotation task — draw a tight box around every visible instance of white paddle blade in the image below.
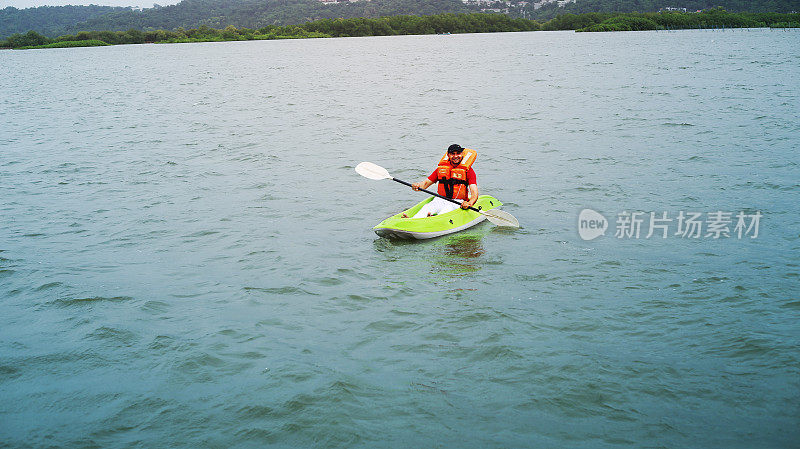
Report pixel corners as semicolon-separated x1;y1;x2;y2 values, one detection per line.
355;162;392;180
482;209;520;228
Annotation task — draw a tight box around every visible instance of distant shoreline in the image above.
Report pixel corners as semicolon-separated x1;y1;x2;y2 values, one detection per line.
3;10;798;50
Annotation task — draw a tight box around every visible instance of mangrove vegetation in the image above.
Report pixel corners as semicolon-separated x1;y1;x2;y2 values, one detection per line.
2;10;798;50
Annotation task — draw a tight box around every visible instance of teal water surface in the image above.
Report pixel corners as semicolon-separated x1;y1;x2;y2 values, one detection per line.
1;29;799;447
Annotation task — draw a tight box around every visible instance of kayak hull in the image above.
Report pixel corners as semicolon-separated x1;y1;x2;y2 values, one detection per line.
374;195;502;240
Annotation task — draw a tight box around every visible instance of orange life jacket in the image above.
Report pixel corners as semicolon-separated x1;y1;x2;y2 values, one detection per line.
436;148;477;200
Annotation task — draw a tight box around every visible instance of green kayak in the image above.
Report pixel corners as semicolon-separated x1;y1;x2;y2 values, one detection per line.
374;195;502;239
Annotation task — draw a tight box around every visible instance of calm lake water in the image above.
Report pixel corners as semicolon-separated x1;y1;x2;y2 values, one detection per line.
1;29;799;447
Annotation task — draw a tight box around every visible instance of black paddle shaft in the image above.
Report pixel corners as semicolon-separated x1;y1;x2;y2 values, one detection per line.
391;178;481;213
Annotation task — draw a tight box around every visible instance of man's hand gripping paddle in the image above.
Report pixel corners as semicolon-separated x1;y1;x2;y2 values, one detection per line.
355;161;520;228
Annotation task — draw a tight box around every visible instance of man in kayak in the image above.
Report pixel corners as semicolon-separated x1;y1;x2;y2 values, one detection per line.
403;144;478;218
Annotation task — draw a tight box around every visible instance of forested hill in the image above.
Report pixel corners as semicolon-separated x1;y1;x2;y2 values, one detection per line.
78;0;472;33
0;5;129;38
2;0;798;38
0;0;471;38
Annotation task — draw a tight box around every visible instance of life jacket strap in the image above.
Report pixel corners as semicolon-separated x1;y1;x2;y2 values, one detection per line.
441;178;468;198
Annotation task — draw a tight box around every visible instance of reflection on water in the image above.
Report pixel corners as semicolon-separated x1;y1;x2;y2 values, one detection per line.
372;224;490;276
441;233;486;258
431;233;486;276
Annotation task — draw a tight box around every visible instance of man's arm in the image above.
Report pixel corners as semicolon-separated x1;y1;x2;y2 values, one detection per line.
461;184;478;209
412;178;434;191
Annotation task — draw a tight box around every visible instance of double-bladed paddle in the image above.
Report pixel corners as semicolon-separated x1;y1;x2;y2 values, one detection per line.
355;161;520;228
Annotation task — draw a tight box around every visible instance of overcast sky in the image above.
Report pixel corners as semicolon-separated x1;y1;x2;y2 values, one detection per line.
1;0;180;8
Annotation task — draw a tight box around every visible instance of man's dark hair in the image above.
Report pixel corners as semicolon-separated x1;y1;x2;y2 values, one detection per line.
447;144;463;154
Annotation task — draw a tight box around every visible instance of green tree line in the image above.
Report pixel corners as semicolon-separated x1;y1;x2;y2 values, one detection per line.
3;0;798;39
3;10;798;49
1;13;539;48
527;0;799;21
539;8;799;31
